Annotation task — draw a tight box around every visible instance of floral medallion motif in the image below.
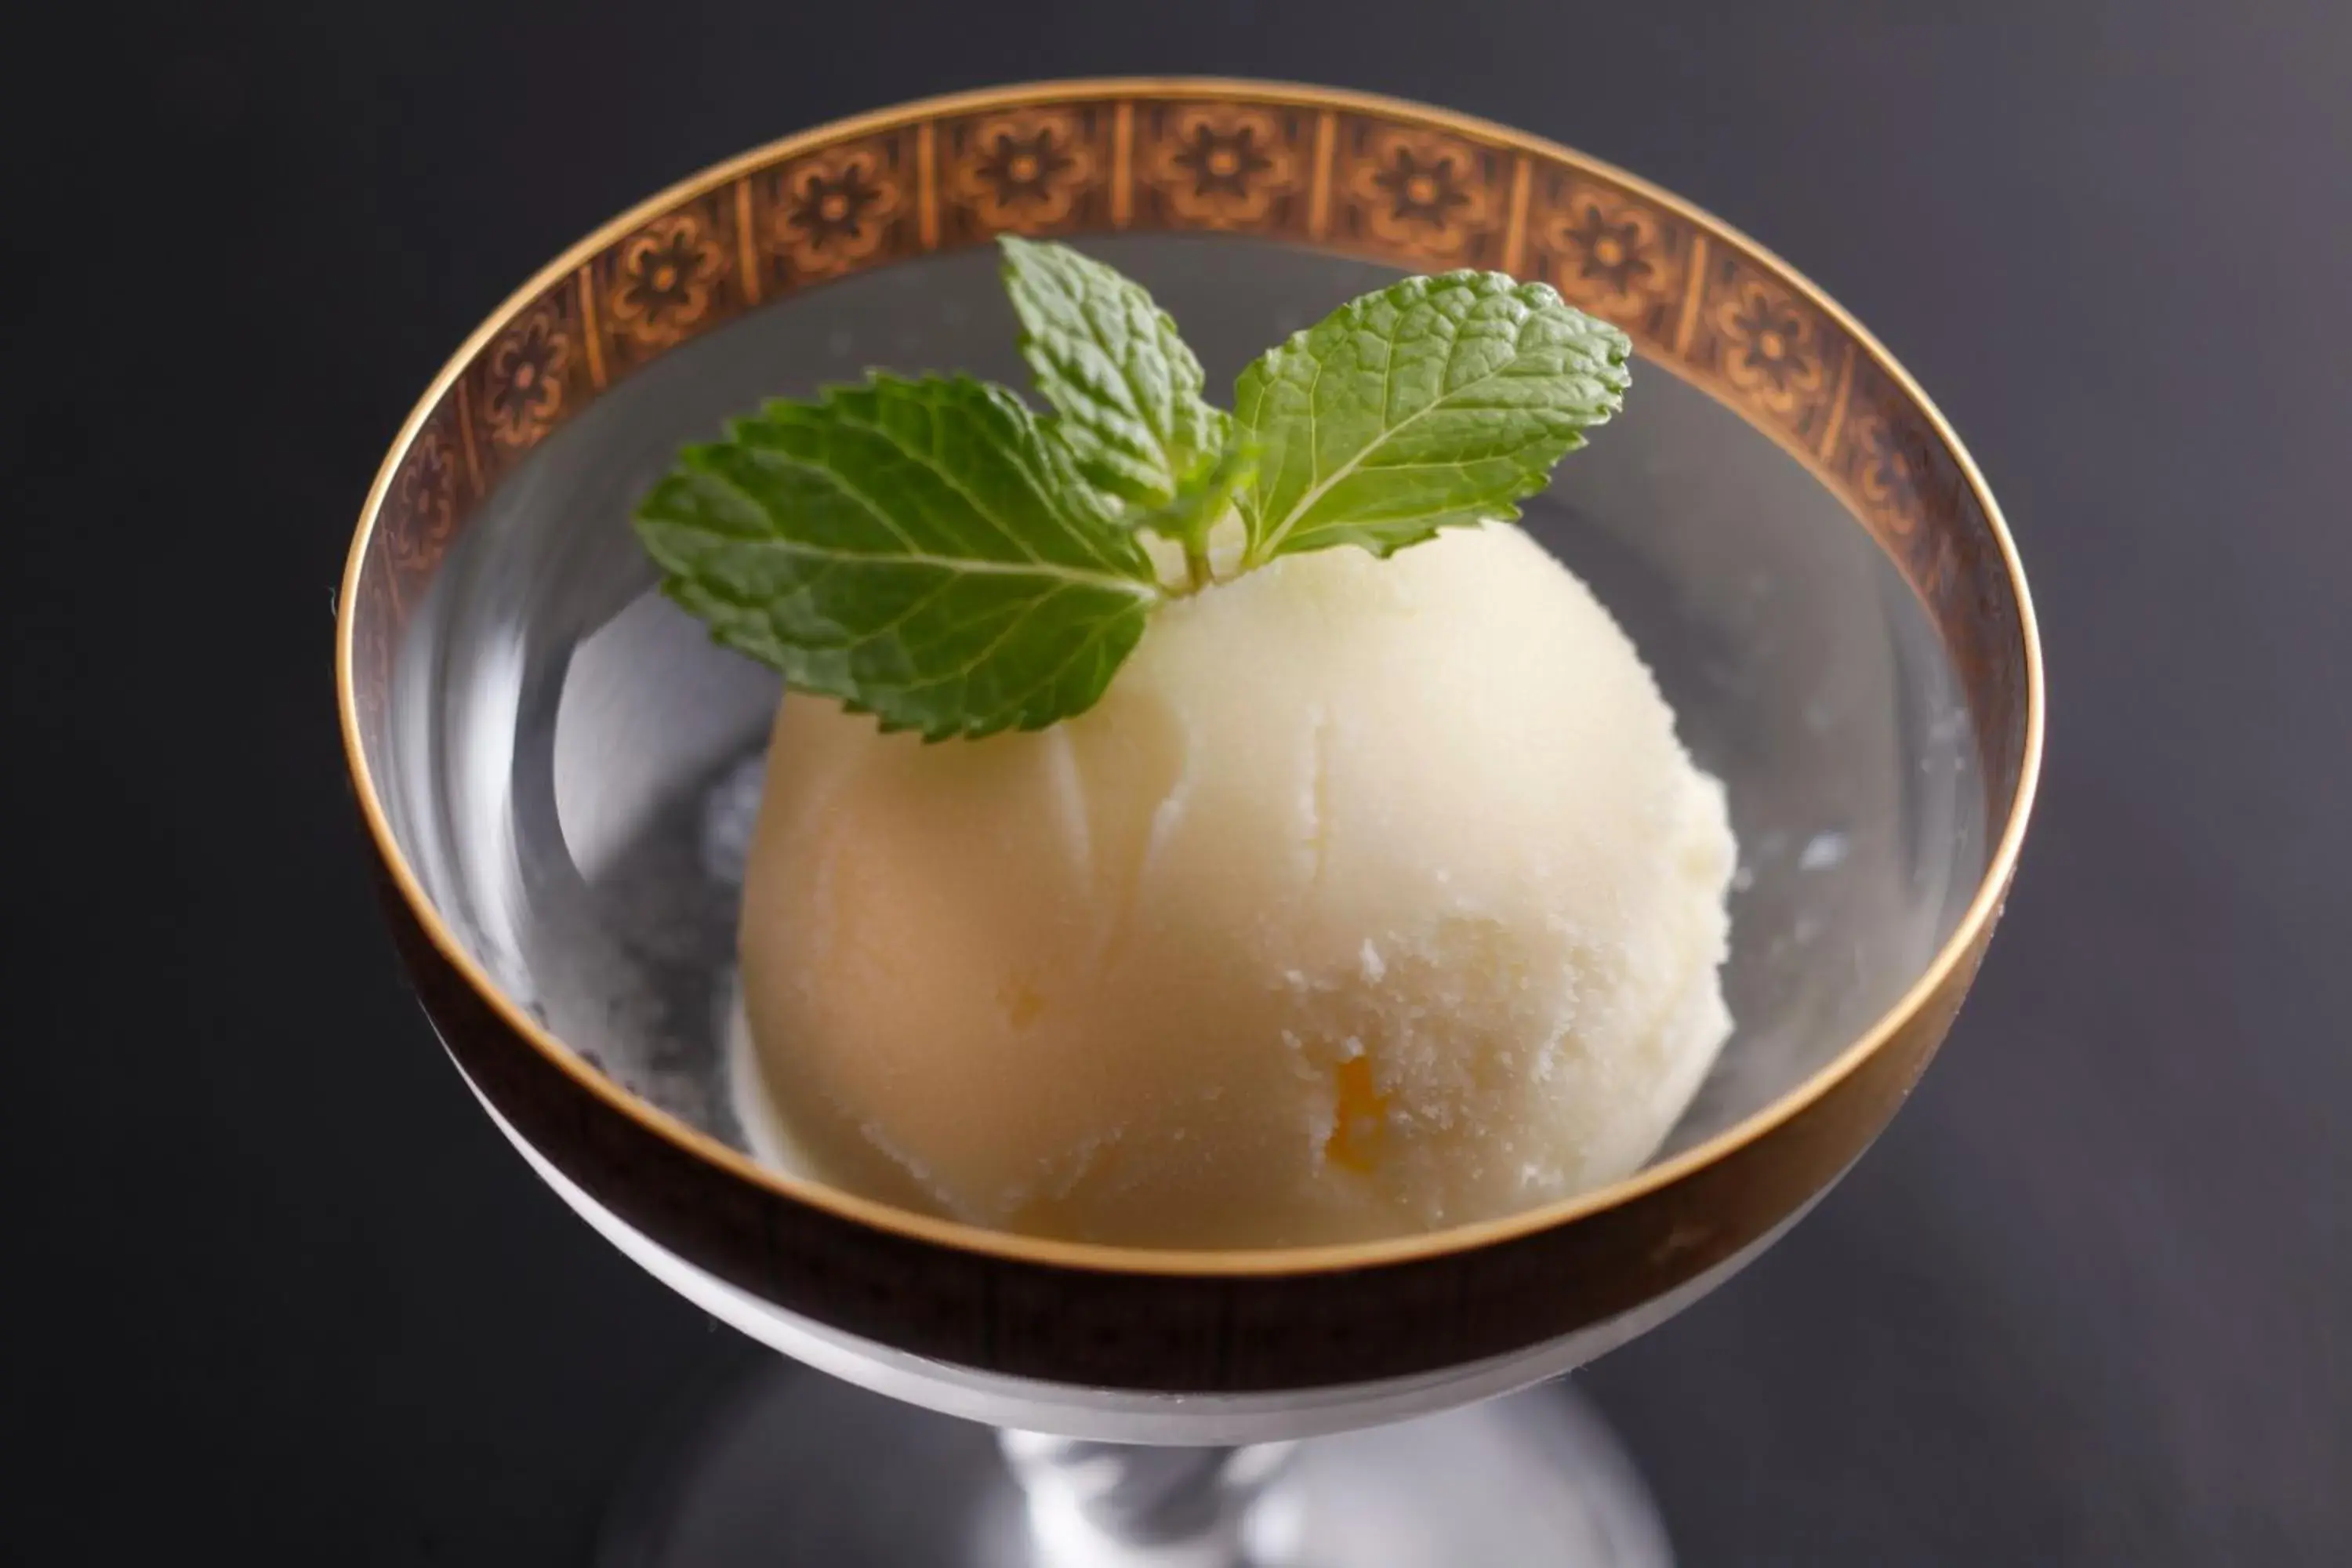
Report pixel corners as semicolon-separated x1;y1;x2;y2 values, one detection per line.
607;212;725;348
774;145;904;278
1709;274;1828;419
1341;128;1499;261
1850;407;1930;537
1141;104;1301;229
388;419;461;573
483;305;572;449
948;111;1098;232
1841;380;1966;572
1535;182;1682;333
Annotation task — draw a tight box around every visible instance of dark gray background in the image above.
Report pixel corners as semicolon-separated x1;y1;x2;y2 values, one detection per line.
5;2;2347;1563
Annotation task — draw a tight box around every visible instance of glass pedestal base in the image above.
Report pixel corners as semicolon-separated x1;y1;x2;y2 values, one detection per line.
597;1359;1672;1567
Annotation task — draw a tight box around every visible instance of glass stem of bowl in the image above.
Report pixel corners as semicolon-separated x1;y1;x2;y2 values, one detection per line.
997;1429;1301;1566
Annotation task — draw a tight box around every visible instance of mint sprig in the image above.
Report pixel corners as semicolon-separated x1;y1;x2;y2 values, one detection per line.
637;241;1630;740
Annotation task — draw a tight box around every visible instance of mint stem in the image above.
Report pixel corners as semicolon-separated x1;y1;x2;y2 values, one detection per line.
1181;535;1214;593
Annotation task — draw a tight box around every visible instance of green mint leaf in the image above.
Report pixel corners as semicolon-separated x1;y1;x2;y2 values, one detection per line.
634;374;1162;741
999;235;1230;507
1232;271;1631;566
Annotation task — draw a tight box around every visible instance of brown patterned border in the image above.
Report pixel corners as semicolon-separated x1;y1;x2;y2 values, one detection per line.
339;82;2041;1393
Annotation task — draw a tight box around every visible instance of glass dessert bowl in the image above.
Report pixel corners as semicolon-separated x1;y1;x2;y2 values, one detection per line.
337;82;2042;1566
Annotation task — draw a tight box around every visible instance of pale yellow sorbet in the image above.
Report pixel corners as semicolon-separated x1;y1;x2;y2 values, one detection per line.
738;523;1736;1248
